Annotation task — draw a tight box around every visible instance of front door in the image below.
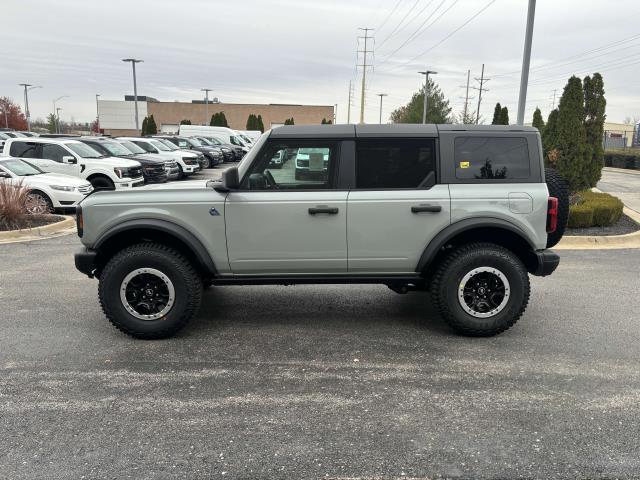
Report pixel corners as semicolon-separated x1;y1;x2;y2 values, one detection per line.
347;138;451;273
40;144;81;177
225;140;347;274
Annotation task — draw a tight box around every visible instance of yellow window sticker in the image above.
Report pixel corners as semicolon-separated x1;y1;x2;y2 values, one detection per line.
459;161;470;169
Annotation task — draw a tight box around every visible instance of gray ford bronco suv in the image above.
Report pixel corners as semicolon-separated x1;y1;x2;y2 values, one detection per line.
75;124;567;339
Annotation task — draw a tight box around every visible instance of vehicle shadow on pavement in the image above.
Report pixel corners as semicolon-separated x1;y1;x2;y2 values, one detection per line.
186;284;452;338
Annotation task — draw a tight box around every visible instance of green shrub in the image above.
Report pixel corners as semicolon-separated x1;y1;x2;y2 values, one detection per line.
568;190;624;228
568;204;594;228
603;151;640;170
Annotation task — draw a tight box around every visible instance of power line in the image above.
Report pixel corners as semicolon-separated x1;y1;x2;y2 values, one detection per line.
377;0;423;49
375;0;404;34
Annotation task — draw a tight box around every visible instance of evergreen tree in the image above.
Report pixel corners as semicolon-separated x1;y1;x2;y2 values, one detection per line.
500;106;509;125
147;115;158;134
246;114;257;130
210;113;218;126
256;114;264;132
46;113;57;133
284;117;295;125
532;107;545;131
141;116;149;135
583;73;606;188
210;112;228;127
180;119;192;125
390;77;452;123
321;118;327;124
492;103;502;125
555;76;587;192
218;112;229;127
542;108;560;160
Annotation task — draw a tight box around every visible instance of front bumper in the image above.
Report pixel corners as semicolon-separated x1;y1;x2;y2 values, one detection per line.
182;164;200;174
532;249;560;276
75;248;97;277
143;171;169;183
51;190;88;208
114;177;145;189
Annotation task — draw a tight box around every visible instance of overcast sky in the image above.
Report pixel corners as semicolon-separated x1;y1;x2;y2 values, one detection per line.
2;0;639;126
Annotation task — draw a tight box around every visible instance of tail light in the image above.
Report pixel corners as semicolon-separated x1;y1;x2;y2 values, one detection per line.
547;197;558;233
76;205;84;238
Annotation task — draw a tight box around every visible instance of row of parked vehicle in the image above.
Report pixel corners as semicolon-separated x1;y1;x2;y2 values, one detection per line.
0;126;261;213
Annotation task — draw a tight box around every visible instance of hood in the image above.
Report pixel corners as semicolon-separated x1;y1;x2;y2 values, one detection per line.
87;156;141;168
24;172;91;187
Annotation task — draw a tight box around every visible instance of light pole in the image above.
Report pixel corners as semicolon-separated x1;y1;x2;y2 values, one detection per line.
53;96;69;134
516;0;536;125
95;94;100;134
56;107;63;134
122;58;143;134
201;88;213;125
19;84;42;132
376;94;388;124
418;70;437;124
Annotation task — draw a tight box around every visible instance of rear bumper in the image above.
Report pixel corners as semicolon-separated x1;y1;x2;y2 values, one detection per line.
532;249;560;276
75;248;97;277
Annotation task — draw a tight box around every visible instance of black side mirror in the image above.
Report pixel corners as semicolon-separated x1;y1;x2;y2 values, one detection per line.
0;171;10;178
214;166;239;192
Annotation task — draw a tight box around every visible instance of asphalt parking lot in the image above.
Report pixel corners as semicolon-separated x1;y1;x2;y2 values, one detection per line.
1;233;640;479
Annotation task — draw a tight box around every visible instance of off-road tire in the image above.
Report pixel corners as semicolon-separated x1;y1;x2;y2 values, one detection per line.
98;243;202;339
431;242;530;337
545;167;569;248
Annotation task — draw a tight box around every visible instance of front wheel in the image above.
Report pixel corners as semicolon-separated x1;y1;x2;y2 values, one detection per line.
431;243;530;336
98;243;202;339
25;191;53;214
90;176;115;191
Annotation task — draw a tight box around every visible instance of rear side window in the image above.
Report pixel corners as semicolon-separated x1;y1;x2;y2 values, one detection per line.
356;139;436;189
9;141;39;158
454;137;530;180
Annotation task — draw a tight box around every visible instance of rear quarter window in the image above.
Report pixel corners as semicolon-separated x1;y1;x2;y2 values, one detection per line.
454;137;530;180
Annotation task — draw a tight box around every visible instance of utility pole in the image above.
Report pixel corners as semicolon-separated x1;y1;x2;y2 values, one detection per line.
122;58;143;135
418;70;437;124
347;80;353;124
357;27;374;124
56;107;62;134
463;70;471;119
52;96;68;134
19;83;41;132
95;94;100;134
201;88;213;125
516;0;536;125
376;93;388;124
471;64;490;124
334;104;338;124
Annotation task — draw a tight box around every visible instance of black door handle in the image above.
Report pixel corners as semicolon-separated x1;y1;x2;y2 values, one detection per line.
411;204;442;213
308;207;339;215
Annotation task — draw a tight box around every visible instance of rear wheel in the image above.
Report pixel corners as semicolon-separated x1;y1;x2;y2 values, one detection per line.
545;168;569;248
431;243;530;336
98;243;202;339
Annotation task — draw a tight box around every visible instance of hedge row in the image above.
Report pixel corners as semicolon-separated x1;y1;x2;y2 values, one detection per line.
604;151;640;170
568;191;624;228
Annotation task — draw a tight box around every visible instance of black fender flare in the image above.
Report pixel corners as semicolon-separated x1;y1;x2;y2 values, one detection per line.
415;217;537;273
94;218;217;275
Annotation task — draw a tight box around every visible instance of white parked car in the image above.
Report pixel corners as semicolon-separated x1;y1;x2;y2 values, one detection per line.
117;137;201;178
2;137;144;190
178;125;251;153
0;157;93;212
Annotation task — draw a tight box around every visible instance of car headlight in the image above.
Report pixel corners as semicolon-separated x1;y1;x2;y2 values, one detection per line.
49;185;75;192
114;167;132;178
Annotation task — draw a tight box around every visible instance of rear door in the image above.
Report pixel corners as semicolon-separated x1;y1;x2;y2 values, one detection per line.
225;139;348;274
347;137;451;273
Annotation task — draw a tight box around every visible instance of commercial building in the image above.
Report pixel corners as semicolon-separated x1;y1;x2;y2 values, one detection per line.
98;97;335;136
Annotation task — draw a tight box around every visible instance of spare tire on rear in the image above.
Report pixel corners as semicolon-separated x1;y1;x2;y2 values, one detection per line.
545;168;569;248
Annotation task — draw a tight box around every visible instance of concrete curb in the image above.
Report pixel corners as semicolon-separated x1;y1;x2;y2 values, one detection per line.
555;206;640;250
604;166;640;176
0;216;76;245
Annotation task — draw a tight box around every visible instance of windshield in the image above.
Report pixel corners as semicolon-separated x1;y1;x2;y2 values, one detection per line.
150;140;171;151
229;135;246;147
197;137;212;145
98;141;133;156
0;159;43;176
117;140;146;154
66;142;104;158
157;139;180;151
239;134;253;144
187;137;202;147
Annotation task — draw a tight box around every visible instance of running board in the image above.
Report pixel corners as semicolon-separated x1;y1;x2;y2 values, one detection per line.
212;275;425;286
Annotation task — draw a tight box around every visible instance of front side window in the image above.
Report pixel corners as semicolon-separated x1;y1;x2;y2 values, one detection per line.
133;141;158;153
118;140;146;154
97;141;133;157
242;141;336;190
157;139;179;151
9;141;38;158
150;140;170;151
454;137;530;180
42;144;70;162
356;139;436;189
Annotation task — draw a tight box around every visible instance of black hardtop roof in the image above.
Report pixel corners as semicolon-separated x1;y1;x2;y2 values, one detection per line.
269;124;538;139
